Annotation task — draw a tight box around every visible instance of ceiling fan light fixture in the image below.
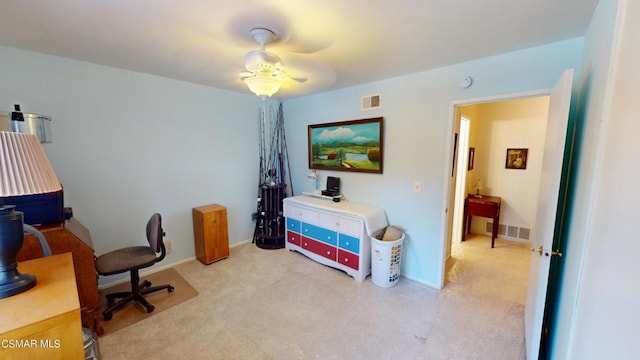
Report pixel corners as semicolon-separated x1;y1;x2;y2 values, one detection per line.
244;72;284;99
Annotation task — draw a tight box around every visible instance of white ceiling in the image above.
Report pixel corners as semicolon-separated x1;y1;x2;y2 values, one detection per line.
0;0;599;99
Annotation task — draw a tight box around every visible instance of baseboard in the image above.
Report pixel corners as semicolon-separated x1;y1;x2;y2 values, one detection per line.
98;239;255;289
400;273;442;290
98;256;196;289
230;238;252;248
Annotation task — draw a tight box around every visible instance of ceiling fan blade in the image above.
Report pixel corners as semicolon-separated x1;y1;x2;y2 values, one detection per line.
240;71;255;80
289;76;307;83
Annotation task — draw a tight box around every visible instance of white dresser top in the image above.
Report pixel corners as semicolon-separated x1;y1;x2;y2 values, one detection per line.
284;195;388;235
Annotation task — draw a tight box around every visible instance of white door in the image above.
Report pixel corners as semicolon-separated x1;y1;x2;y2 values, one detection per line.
524;68;574;359
451;116;471;247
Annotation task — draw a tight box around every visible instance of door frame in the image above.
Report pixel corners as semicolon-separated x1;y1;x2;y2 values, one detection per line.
438;88;552;288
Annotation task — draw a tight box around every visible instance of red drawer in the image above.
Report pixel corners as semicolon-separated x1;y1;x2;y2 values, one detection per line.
338;249;359;270
302;236;336;261
286;230;301;246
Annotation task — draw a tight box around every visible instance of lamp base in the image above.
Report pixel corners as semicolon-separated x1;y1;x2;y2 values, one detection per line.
0;205;37;299
0;269;36;299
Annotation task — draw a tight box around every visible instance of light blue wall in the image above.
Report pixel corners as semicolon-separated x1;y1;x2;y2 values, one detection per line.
1;37;585;287
0;46;266;284
284;38;585;287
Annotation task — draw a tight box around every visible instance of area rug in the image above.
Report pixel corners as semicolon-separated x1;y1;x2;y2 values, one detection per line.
98;267;198;336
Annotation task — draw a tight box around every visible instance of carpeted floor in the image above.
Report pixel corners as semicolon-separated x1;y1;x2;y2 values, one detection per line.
97;235;530;359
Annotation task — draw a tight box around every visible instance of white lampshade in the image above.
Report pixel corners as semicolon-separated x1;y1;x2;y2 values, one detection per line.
0;131;61;299
473;179;483;196
244;71;284;99
0;131;61;197
307;170;319;191
307;170;317;181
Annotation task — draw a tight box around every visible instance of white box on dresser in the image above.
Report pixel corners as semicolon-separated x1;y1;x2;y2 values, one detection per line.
283;195;388;282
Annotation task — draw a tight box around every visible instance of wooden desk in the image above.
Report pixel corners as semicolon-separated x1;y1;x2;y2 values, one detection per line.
462;194;502;248
17;219;102;335
0;253;84;360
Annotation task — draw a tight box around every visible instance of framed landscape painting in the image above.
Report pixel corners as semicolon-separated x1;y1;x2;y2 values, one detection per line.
308;117;383;174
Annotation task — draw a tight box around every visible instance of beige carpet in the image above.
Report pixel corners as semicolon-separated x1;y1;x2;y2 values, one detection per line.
98;268;198;336
98;239;530;359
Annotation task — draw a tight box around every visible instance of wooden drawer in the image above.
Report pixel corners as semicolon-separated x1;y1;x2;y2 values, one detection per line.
283;195;387;282
286;230;301;246
286;218;301;232
284;204;318;223
302;236;336;261
338;234;360;254
302;223;337;246
337;249;359;270
467;201;499;218
318;213;362;237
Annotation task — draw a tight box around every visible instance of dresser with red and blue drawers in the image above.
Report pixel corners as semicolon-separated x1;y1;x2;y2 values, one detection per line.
283;195;387;282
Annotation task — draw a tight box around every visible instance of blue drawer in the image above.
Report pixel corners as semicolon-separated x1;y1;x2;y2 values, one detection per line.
302;223;337;246
338;234;360;254
286;218;301;232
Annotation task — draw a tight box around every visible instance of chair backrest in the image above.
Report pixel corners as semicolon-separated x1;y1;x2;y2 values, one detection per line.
146;213;165;256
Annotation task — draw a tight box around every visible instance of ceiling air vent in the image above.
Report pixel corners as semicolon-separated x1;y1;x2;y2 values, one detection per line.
361;94;381;110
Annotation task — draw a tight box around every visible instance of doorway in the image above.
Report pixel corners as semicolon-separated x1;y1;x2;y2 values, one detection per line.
444;93;551;283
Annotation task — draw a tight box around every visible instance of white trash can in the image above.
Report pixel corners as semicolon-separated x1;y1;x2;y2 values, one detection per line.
371;227;405;288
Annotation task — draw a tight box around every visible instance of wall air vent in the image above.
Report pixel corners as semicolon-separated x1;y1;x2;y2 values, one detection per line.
507;226;519;238
485;222;532;241
361;94;381;110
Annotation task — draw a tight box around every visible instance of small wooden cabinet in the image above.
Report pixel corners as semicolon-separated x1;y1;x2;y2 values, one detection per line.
283;196;387;282
192;204;229;264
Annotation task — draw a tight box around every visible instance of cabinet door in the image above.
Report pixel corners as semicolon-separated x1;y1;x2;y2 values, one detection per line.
193;205;229;264
301;236;337;261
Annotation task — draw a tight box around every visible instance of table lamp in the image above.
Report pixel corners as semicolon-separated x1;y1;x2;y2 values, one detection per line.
474;179;483;197
307;170;319;193
0;131;61;299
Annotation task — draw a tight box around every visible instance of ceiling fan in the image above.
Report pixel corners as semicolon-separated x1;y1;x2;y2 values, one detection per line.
240;28;306;98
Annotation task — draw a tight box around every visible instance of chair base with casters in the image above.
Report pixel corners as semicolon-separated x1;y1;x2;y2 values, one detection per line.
96;213;174;321
101;267;174;321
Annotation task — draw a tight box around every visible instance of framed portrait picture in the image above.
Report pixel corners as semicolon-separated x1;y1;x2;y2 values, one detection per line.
505;148;528;169
468;147;475;170
308;117;383;174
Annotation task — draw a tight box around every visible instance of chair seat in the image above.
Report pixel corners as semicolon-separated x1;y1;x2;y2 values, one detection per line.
96;246;157;275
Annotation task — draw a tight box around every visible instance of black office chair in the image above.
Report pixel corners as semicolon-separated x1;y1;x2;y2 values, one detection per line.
95;213;174;321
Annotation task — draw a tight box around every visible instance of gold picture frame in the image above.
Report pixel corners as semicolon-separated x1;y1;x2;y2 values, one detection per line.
308;117;383;174
505;148;528;169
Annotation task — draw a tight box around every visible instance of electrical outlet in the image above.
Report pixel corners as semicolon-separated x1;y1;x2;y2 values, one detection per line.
413;181;422;193
165;240;172;254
